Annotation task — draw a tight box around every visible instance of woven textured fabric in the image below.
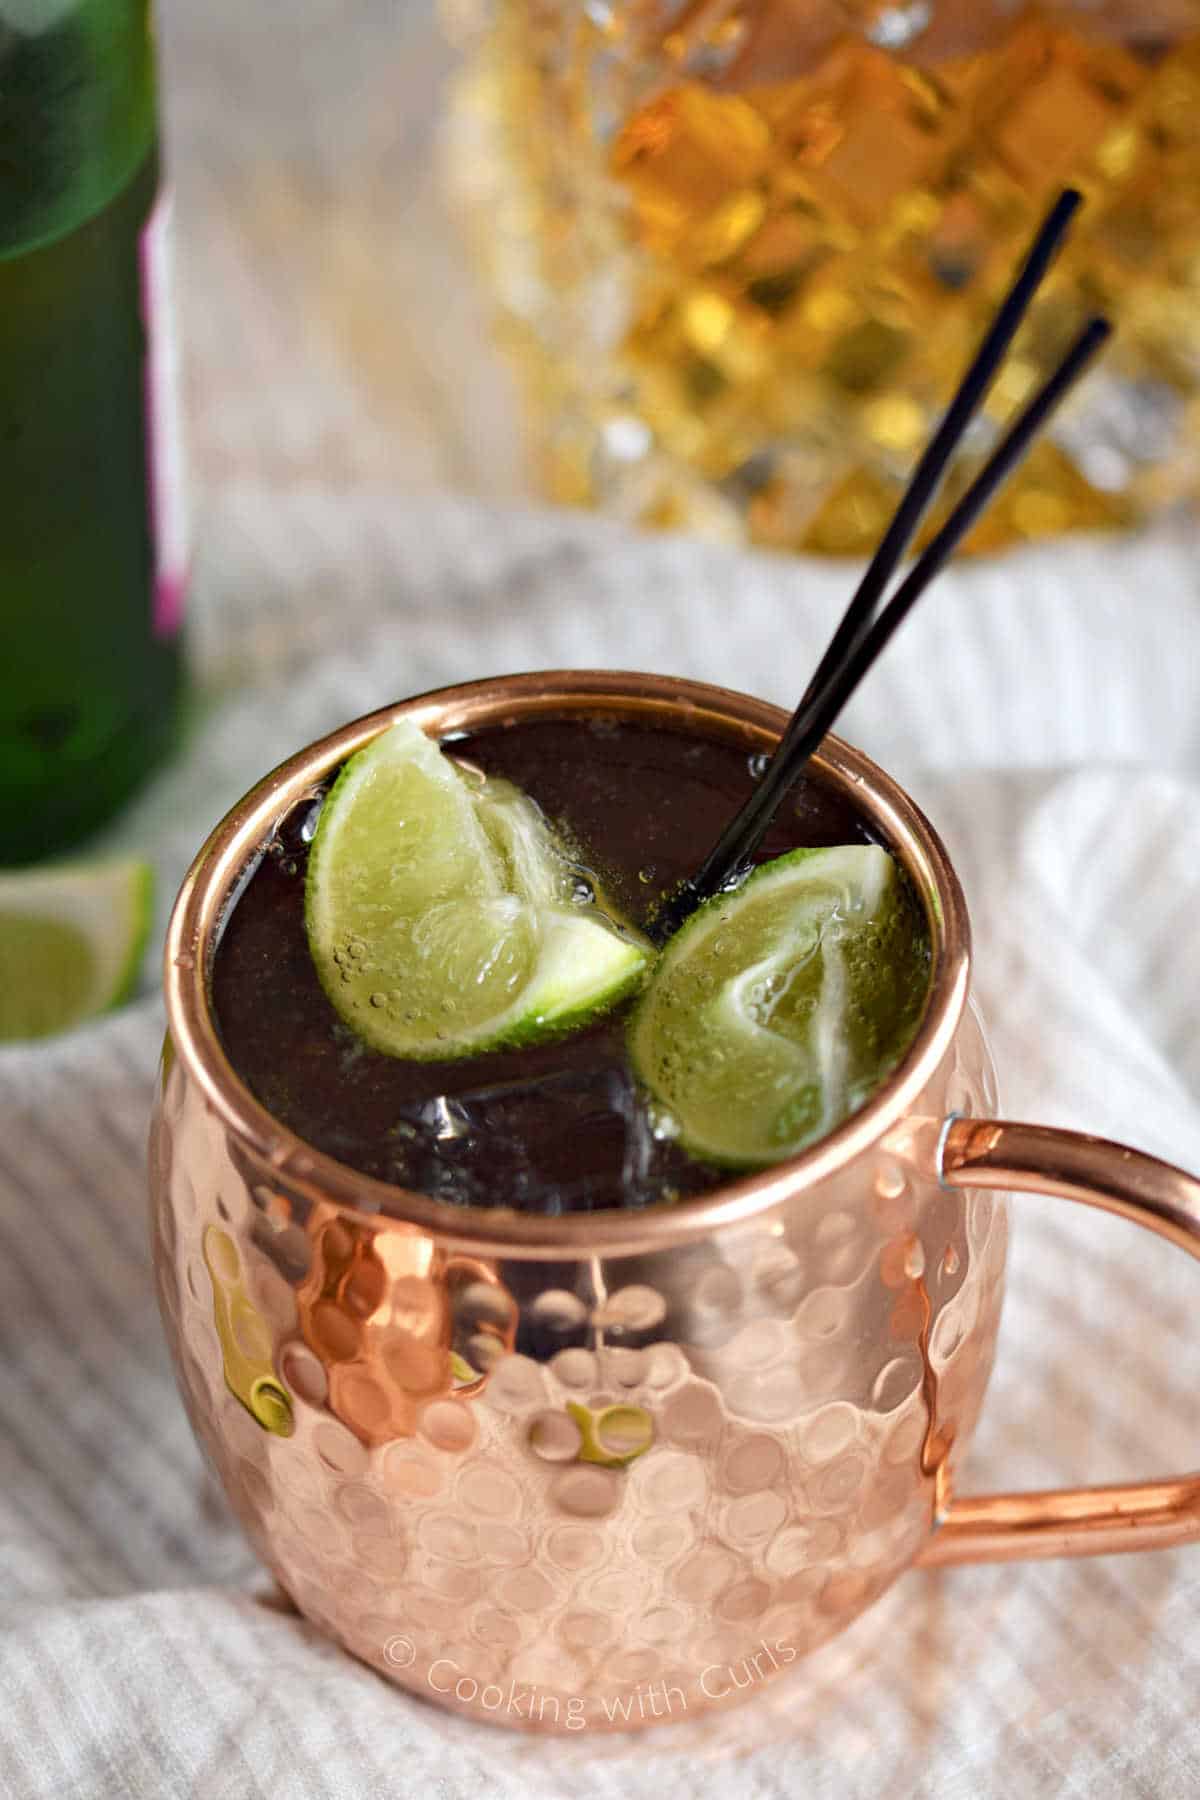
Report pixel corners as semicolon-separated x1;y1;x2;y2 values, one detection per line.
1;490;1198;1799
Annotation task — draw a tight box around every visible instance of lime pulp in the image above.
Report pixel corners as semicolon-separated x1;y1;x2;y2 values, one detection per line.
629;845;930;1167
304;717;650;1060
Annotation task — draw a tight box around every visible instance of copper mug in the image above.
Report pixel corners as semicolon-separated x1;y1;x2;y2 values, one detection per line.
150;671;1200;1735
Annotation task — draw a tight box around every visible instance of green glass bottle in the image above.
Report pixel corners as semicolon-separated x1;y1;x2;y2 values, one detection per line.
1;0;185;865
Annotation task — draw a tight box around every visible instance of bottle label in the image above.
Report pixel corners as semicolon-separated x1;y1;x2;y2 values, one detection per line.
139;190;189;639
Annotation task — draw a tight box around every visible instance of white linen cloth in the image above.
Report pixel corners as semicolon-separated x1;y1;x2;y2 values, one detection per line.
1;493;1199;1799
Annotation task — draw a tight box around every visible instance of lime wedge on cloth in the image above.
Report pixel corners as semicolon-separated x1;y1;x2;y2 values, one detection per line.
630;846;930;1167
0;858;154;1042
305;717;649;1059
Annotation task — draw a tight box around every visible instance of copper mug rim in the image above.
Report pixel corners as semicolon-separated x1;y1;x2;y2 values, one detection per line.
163;669;972;1259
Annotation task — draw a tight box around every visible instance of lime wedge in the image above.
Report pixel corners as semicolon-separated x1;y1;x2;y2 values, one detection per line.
305;718;649;1059
630;846;930;1168
0;858;154;1043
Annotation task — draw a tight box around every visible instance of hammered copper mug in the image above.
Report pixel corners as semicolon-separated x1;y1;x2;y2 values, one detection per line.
150;671;1200;1735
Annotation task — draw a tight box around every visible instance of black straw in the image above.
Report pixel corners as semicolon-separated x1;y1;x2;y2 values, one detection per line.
652;313;1111;944
650;191;1085;949
781;186;1082;722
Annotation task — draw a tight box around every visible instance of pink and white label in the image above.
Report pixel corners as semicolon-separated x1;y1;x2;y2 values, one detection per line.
139;191;189;639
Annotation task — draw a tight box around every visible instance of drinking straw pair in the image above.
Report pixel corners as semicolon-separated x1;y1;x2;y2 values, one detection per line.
655;189;1109;943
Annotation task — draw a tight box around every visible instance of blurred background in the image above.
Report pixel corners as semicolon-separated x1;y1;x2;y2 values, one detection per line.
168;0;1200;545
7;0;1200;886
131;0;1200;892
163;0;529;505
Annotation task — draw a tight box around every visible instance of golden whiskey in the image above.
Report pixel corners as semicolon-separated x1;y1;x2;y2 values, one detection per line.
449;0;1200;554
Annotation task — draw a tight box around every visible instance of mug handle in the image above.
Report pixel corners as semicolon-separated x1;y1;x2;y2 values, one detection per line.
915;1116;1200;1567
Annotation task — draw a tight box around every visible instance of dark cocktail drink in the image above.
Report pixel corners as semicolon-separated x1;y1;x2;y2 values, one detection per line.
212;709;929;1213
